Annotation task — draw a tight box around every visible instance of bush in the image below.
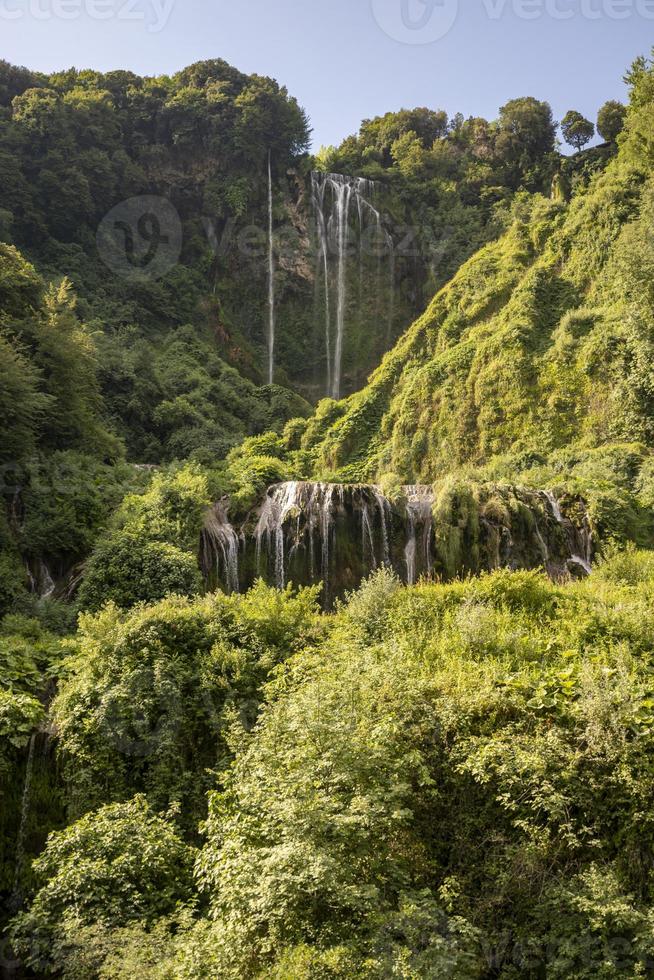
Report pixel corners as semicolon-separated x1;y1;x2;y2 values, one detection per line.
54;584;320;822
10;796;195;975
77;531;203;611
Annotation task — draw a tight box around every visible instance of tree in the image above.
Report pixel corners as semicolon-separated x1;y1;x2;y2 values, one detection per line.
76;531;203;611
495;97;557;188
597;100;627;144
561;110;595;152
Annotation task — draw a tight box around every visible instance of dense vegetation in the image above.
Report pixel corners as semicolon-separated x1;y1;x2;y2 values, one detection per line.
7;558;654;978
0;57;312;462
3;39;654;980
265;56;654;552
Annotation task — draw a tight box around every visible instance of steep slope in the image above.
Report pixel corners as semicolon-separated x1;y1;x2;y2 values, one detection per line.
285;55;654;551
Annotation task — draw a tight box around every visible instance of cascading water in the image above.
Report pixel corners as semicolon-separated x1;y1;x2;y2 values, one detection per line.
266;149;275;385
543;490;593;575
311;172;394;399
404;486;434;586
313;177;333;396
201;504;240;594
25;559;56;599
200;483;593;606
255;481;303;589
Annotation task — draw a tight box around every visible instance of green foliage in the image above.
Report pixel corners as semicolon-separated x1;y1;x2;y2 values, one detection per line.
339;566;402;643
6;560;654;976
0;614;64;696
0;244;116;464
0;57;318;434
597;100;627;144
10;796;195;975
294;58;654;503
77;464;211;611
561;110;595;152
181;561;654;977
53;582;320;822
0;550;28;620
0;616;66;898
18;452;134;563
8;48;654;980
528;866;654;978
77;533;202;612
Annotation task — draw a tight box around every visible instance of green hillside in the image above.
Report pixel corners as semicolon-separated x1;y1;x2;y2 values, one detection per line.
6;43;654;980
273;54;654;549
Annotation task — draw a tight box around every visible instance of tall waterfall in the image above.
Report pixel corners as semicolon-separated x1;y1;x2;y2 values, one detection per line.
311;173;395;400
266;150;275;385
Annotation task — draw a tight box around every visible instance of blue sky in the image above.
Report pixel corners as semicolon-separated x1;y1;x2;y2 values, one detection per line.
1;0;650;148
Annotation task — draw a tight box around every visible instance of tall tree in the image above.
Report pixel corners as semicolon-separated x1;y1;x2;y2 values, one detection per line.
561;110;595;152
495;97;557;188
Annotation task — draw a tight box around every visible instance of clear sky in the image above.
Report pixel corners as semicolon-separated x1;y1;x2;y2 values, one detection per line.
1;0;650;148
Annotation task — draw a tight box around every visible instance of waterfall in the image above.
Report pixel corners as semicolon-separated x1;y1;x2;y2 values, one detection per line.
201;504;240;594
311;172;393;399
200;483;592;604
319;484;336;594
373;488;391;566
544;491;563;524
404;486;434;585
312;177;332;396
332;178;353;401
361;504;377;571
266;150;275;385
255;482;303;589
26;559;56;599
40;562;55;598
543;490;593;575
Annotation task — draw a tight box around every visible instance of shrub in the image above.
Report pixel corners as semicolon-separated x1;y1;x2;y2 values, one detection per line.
10;796;195;976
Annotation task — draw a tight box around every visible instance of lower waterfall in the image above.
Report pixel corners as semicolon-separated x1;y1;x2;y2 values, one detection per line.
201;503;240;594
201;482;593;607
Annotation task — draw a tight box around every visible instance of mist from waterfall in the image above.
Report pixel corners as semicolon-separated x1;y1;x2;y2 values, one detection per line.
311;172;395;400
267;150;275;386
